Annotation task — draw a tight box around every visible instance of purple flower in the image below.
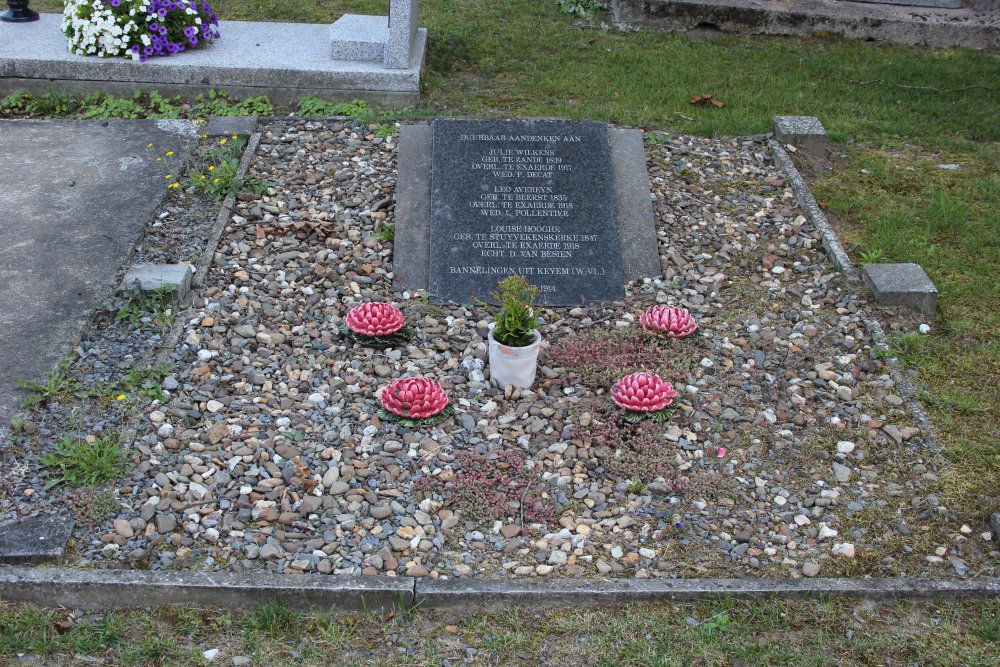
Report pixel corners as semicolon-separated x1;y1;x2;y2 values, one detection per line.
149;22;158;31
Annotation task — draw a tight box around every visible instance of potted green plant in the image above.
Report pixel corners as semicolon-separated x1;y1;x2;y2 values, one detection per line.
485;274;543;389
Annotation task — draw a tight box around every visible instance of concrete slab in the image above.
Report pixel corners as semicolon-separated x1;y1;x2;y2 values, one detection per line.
0;119;198;442
611;0;1000;50
204;115;258;137
861;263;938;315
0;14;426;108
0;566;413;612
609;128;661;281
0;514;74;564
120;263;194;302
393;122;433;292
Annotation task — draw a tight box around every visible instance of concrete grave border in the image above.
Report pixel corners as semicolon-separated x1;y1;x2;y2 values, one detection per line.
0;566;996;610
2;117;993;610
769;139;940;452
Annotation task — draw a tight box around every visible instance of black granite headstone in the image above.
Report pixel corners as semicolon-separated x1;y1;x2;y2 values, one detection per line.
429;119;624;305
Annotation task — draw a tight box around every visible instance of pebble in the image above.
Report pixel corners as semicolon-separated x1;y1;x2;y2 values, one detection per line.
832;543;856;558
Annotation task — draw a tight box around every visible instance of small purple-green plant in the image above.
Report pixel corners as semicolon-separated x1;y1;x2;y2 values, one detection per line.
427;450;556;527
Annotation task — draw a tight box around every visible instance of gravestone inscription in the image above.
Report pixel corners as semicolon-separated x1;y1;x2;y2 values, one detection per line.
428;119;624;305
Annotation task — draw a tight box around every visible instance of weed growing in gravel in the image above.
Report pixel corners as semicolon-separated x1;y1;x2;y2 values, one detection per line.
15;358;87;408
374;222;396;241
40;433;128;490
66;488;119;527
186;134;268;199
77;91;146;120
120;364;171;403
556;0;608;20
296;96;377;120
189;89;272;117
584;402;682;484
107;284;177;327
0;88;270;120
625;478;646;495
548;327;694;389
425;450;556;527
859;246;887;264
0;90;73;116
9;417;25;436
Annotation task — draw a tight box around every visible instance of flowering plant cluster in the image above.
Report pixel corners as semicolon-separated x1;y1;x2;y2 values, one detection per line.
62;0;219;61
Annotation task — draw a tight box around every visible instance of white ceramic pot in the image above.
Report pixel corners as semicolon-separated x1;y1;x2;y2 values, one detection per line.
487;327;542;389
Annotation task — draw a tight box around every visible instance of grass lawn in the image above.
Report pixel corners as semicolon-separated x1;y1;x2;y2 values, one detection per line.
2;597;998;666
9;0;1000;659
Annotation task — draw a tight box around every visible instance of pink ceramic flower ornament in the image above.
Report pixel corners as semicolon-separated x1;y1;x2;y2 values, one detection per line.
345;302;407;337
640;305;697;338
611;373;678;413
380;377;450;420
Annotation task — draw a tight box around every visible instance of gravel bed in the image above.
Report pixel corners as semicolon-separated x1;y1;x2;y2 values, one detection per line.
3;119;995;582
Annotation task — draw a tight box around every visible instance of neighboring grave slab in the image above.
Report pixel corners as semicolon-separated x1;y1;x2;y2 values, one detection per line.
861;263;938;315
0;513;74;564
428;119;625;305
205;115;258;137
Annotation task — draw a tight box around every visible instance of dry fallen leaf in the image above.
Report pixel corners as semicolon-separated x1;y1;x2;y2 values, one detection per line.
690;93;725;108
53;619;74;633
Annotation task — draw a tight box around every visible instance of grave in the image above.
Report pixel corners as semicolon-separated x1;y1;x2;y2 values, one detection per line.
610;0;1000;50
0;513;74;564
395;119;660;305
0;4;427;107
0;120;197;442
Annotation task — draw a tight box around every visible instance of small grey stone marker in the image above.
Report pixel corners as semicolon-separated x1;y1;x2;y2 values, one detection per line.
204;115;258;137
991;512;1000;539
120;263;194;301
773;115;827;160
0;514;75;564
861;263;937;315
